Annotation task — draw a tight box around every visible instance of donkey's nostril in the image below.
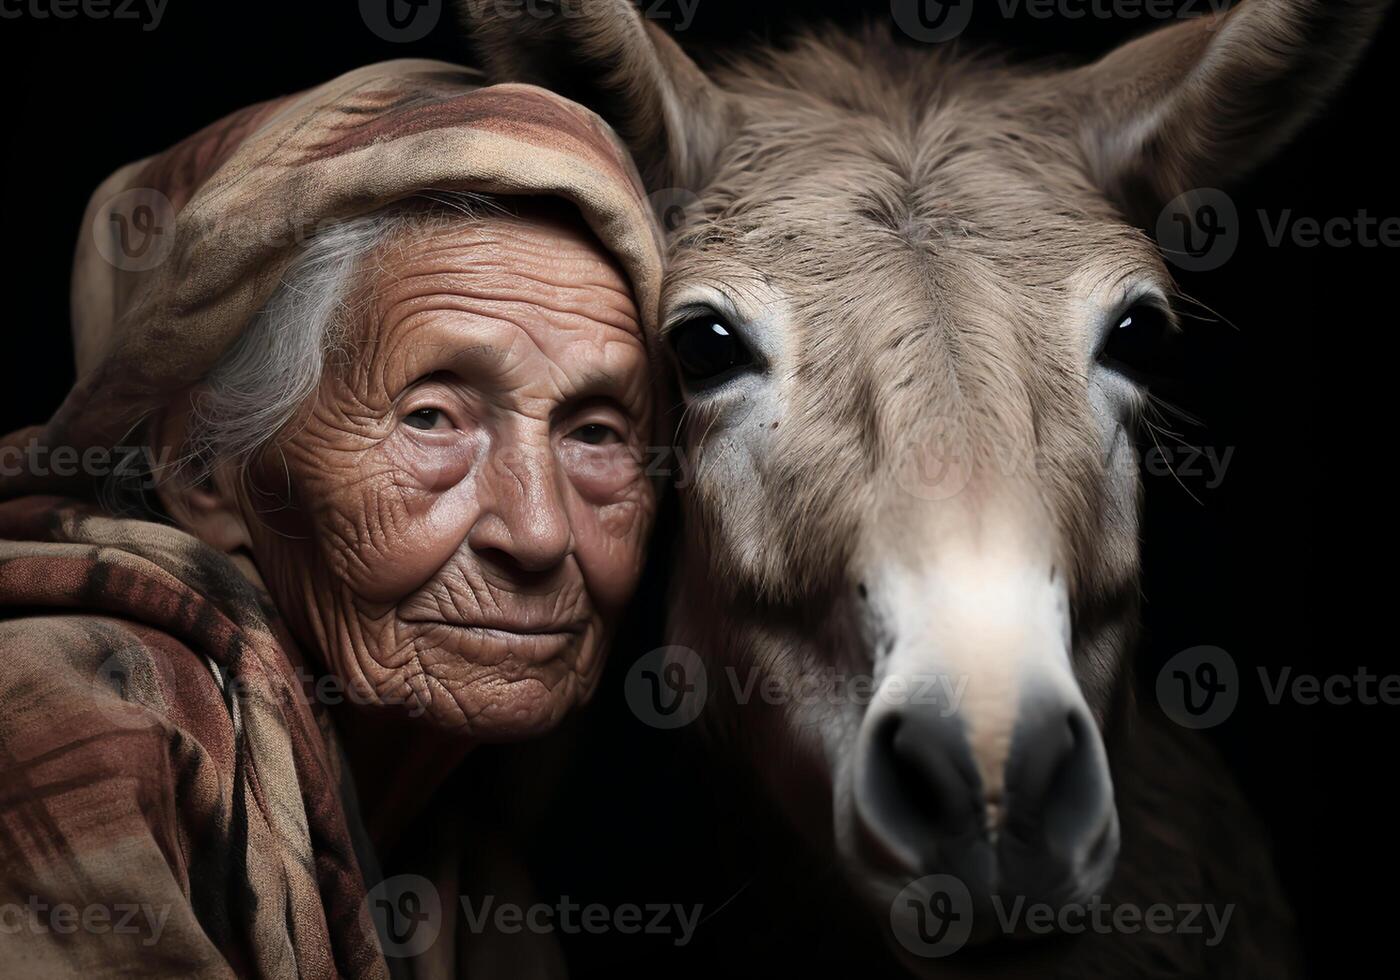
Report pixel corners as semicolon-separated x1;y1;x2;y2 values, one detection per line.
888;712;983;837
856;708;984;872
854;690;1118;911
887;713;984;838
1005;704;1113;861
994;699;1120;907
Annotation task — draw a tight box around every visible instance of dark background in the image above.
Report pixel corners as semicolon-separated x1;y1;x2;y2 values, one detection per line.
2;1;1391;976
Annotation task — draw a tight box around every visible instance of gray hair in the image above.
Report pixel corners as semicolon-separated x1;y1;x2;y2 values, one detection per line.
101;192;506;518
182;191;505;486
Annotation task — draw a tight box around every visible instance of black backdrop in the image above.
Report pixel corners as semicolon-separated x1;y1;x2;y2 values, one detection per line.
2;2;1393;977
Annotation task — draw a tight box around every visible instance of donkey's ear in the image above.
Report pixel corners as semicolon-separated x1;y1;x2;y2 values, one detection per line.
456;0;731;189
1076;0;1388;223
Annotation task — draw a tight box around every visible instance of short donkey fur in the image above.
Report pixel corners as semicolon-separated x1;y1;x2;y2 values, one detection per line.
461;1;1384;976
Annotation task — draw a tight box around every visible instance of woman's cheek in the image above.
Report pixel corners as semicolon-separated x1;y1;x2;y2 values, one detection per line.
389;427;481;493
559;441;646;502
571;501;650;614
334;431;483;603
567;462;655;615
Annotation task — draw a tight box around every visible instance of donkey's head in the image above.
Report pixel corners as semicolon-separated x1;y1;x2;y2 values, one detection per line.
461;0;1380;958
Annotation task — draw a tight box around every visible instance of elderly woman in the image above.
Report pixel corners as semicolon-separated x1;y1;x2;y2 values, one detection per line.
0;61;661;977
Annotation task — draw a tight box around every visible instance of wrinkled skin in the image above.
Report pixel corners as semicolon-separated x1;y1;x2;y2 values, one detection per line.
190;204;655;749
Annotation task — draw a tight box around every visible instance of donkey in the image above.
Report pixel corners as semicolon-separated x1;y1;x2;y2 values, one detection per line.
459;0;1381;974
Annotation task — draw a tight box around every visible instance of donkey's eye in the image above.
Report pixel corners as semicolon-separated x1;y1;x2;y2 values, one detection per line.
1097;305;1180;384
669;316;755;390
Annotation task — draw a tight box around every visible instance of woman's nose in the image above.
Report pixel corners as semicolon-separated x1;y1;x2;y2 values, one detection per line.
466;443;573;574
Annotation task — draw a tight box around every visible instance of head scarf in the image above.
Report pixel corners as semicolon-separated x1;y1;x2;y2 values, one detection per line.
2;58;661;498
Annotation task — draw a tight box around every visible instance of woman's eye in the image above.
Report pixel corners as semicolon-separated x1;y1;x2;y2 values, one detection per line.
403;408;448;431
668;315;756;389
1097;305;1181;384
569;423;622;446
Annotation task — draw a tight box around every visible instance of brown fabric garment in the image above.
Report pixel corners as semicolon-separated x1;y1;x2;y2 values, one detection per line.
0;59;662;977
0;497;387;978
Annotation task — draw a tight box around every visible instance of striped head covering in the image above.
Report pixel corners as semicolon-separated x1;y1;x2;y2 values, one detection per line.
3;58;661;497
0;60;663;980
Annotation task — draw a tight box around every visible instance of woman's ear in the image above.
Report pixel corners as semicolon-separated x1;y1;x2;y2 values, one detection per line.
150;403;254;554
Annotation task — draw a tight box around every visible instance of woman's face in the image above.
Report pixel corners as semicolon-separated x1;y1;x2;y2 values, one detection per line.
239;205;655;739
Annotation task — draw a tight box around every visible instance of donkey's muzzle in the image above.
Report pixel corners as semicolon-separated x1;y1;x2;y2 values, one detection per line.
855;687;1119;938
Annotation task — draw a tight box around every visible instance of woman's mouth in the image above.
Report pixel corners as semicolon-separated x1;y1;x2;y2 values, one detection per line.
404;620;585;663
